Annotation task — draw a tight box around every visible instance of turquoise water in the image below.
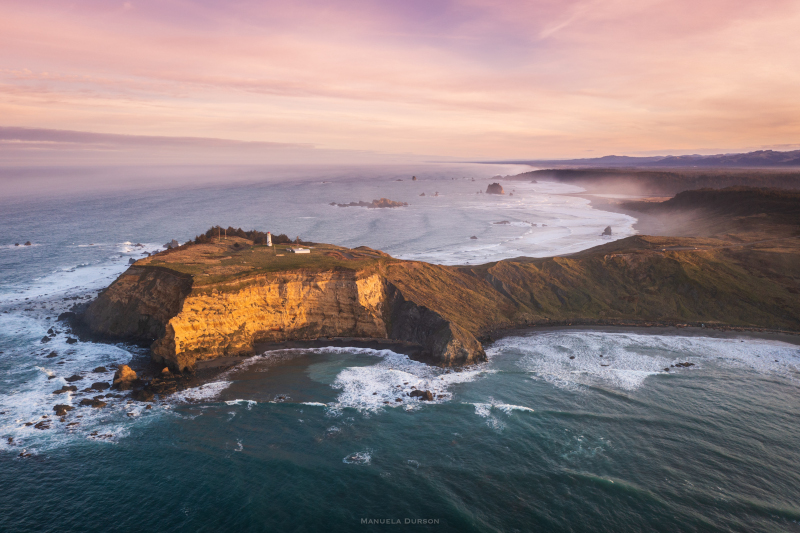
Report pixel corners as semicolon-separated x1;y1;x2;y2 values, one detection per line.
2;165;799;532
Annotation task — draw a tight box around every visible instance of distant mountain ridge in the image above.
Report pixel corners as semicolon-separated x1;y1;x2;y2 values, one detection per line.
488;149;800;168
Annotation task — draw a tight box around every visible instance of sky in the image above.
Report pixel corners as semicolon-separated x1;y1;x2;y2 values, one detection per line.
1;0;800;164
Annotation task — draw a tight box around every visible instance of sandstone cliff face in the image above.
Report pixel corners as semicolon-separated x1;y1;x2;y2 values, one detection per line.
86;267;486;371
151;272;390;370
83;266;192;342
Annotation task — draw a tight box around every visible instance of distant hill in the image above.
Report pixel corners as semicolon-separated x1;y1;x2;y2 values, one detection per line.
487;149;800;168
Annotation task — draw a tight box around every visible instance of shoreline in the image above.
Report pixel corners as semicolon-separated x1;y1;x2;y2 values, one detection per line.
201;324;800;376
567;191;669;236
179;325;800;397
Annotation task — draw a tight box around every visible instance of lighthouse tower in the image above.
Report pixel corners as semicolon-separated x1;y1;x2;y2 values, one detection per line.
266;232;272;247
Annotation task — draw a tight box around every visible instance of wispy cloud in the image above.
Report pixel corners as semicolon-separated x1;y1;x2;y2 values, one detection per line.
0;0;799;161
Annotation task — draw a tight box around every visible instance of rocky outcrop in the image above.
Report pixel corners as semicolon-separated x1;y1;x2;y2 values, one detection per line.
486;183;504;194
53;405;74;416
386;285;485;366
112;365;138;390
331;198;408;208
83;266;193;342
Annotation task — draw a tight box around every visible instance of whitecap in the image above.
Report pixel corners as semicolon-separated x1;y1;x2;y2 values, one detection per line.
325;348;491;412
343;450;372;465
171;381;232;403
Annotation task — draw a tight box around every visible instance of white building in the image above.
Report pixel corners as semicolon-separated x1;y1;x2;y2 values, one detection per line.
289;247;310;254
267;232;272;247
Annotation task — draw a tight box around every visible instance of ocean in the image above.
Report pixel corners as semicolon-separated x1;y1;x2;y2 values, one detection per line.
1;164;799;532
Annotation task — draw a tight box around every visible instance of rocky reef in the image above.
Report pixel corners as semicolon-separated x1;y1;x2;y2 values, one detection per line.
330;198;408;208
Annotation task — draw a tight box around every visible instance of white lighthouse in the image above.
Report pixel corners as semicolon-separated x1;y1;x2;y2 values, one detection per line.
266;232;272;247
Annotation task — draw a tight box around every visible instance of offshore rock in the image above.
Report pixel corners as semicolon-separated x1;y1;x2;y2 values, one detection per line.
79;398;107;408
410;390;434;401
112;365;138;389
486;183;504;194
53;405;74;416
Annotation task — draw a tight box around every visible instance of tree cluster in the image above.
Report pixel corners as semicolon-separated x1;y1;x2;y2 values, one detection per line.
193;226;301;245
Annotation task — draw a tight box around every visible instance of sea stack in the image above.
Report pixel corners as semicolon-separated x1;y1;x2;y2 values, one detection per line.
486;183;504;195
602;226;612;236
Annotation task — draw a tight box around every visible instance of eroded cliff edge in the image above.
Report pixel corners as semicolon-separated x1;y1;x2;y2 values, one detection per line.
83;251;487;370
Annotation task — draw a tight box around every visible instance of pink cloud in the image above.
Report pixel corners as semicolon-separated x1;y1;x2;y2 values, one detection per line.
0;0;798;160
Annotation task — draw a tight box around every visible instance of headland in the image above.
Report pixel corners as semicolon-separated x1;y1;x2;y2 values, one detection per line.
78;186;800;374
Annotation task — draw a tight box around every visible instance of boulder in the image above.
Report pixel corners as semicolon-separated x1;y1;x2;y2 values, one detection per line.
130;389;155;402
46;351;58;358
91;382;111;391
148;378;178;395
79;398;107;408
64;375;83;382
53;385;78;394
410;390;434;401
470;236;478;240
112;365;138;389
602;226;612;236
93;366;107;373
53;404;74;416
66;337;78;344
41;336;51;343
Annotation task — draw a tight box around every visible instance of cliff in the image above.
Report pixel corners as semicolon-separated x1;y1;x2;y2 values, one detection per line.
83;243;486;370
83;226;800;372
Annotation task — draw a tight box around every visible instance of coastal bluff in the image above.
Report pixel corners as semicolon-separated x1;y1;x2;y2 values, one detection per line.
83;242;486;371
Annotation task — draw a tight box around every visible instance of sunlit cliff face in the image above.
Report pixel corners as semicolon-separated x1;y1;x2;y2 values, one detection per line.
1;0;799;163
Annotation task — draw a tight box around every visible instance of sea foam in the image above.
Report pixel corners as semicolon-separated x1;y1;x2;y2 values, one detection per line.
495;331;800;392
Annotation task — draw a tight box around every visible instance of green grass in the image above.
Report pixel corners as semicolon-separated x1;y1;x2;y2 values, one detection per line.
141;239;392;287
